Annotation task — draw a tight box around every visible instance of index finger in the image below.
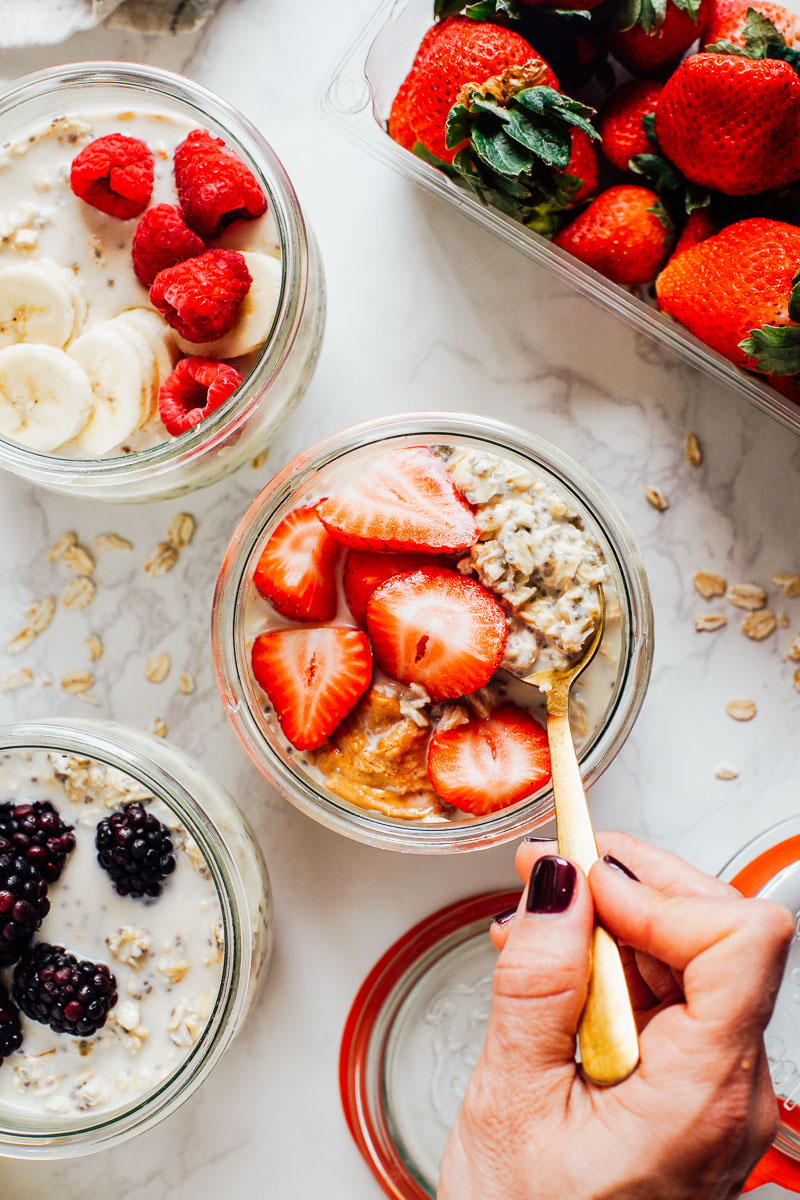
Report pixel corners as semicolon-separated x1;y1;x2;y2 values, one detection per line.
515;830;736;901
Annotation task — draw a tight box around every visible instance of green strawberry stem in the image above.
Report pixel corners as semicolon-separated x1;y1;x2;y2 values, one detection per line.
630;113;712;214
436;84;598;229
434;0;523;17
739;271;800;373
610;0;702;35
706;8;800;76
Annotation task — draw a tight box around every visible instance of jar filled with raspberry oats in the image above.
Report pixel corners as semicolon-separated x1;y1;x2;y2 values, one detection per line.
0;63;324;502
0;719;271;1158
212;412;654;853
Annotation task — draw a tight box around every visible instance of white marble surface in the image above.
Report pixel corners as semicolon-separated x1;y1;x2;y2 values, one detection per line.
0;1;797;1196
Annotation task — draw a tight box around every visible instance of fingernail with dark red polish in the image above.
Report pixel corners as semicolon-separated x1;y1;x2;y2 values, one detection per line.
526;855;576;914
492;906;517;927
523;836;555;844
602;855;639;882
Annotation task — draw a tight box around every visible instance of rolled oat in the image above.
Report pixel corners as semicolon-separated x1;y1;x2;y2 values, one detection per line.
694;613;727;632
773;572;800;598
644;485;669;512
726;698;757;721
0;668;33;691
95;533;133;552
166;513;195;549
727;584;767;612
693;571;727;599
46;532;77;562
61;670;94;695
144;542;177;578
86;634;103;662
61;577;95;611
145;653;171;684
685;432;703;468
741;610;777;640
715;763;739;780
178;672;195;695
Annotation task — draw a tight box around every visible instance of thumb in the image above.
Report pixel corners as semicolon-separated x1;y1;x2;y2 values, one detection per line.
483;855;593;1097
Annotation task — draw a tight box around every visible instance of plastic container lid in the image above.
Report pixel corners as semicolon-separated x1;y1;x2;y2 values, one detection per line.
340;890;517;1199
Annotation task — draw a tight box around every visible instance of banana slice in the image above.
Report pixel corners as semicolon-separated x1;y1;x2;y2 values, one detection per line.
0;260;86;350
0;344;93;452
108;315;158;423
115;308;179;396
68;324;150;456
173;251;282;359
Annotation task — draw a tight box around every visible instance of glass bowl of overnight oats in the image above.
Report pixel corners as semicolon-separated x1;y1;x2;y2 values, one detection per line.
0;719;271;1158
212;412;653;853
0;62;324;502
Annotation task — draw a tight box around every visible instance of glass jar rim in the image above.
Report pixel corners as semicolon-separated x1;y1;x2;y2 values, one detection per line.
0;718;252;1157
0;61;310;485
212;411;655;852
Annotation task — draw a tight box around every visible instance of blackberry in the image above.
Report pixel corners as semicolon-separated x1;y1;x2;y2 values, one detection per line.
0;801;75;883
0;984;22;1065
13;943;117;1037
95;802;176;899
0;843;49;967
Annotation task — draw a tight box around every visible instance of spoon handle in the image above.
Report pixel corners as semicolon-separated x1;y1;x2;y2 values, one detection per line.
546;705;640;1086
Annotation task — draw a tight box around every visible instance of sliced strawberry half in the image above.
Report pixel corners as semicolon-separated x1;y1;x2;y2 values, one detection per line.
343;549;454;626
253;504;340;622
315;447;478;554
366;567;507;703
427;703;552;815
251;627;372;751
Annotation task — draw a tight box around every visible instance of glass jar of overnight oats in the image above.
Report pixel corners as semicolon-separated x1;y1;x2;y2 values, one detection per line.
0;719;271;1159
212;412;654;853
0;63;325;503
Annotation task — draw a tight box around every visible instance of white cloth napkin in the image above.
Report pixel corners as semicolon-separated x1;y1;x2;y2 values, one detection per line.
0;0;220;48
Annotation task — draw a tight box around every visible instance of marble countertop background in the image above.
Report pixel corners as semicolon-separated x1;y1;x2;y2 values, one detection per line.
0;1;797;1195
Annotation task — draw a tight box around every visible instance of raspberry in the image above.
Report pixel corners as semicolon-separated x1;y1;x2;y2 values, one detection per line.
0;843;50;967
70;134;154;220
0;985;22;1065
131;204;206;288
95;801;176;898
158;356;243;437
149;248;251;343
0;801;75;884
14;944;117;1038
174;128;266;238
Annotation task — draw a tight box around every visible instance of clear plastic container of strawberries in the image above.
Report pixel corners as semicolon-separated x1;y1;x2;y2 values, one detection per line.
212;413;653;853
324;0;800;433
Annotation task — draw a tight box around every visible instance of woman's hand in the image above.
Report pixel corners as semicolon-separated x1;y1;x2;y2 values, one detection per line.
438;832;793;1200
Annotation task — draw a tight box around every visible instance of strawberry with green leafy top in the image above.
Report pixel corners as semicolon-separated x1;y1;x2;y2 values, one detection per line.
607;0;709;75
656;217;800;375
703;0;800;47
598;79;664;172
554;184;674;285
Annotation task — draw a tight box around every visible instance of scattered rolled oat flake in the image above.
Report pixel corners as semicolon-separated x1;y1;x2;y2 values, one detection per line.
61;670;94;695
144;542;178;578
166;513;195;549
694;612;727;632
86;634;103;662
61;544;95;577
726;697;757;722
794;666;800;694
779;614;790;629
178;672;195;695
772;572;800;598
644;484;669;512
150;717;168;739
715;763;739;781
741;609;777;641
46;532;77;562
145;652;171;684
727;583;766;611
251;451;267;470
25;596;56;634
685;432;703;468
3;629;35;656
693;571;727;599
61;576;95;611
788;635;800;662
95;532;133;552
0;668;33;692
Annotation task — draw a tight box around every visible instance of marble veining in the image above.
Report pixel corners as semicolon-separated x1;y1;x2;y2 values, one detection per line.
0;1;796;1196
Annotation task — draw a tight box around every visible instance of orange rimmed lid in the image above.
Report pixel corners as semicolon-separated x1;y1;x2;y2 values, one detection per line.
723;820;800;1193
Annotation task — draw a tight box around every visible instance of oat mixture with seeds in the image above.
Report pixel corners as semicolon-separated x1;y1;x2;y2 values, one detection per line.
0;749;224;1119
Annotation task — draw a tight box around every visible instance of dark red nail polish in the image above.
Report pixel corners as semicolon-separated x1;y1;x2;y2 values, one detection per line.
492;906;517;927
602;855;639;882
526;855;576;914
523;836;554;844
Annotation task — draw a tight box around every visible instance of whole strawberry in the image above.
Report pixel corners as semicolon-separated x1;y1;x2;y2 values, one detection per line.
598;79;664;172
388;23;448;151
666;207;718;263
656;218;800;373
404;16;558;163
554;184;674;285
703;0;800;46
655;52;800;195
607;0;708;75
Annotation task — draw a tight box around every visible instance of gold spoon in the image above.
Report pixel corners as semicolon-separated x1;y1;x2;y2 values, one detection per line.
520;588;639;1086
